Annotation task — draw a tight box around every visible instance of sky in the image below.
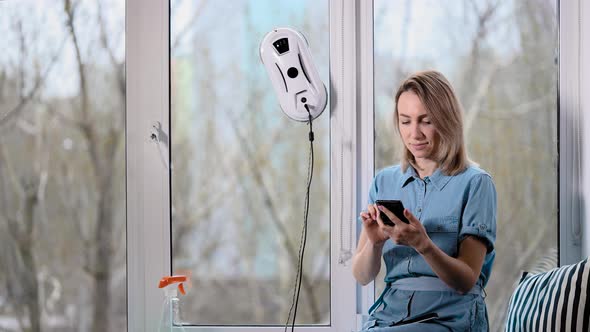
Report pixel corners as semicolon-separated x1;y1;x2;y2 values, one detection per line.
0;0;125;99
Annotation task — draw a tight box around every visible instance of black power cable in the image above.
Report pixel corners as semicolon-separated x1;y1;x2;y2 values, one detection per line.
284;104;314;332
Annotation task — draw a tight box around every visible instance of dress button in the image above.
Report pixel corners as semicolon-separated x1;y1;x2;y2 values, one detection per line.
417;207;422;212
479;224;487;231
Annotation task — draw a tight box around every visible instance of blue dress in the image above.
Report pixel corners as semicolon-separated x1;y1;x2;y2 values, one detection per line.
360;164;497;331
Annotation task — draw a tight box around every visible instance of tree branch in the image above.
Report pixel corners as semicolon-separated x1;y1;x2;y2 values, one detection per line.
96;1;125;98
0;33;68;130
464;55;516;139
223;107;321;322
171;0;208;52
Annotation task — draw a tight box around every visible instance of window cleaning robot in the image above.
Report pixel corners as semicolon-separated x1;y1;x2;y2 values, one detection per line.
260;27;327;122
260;28;327;331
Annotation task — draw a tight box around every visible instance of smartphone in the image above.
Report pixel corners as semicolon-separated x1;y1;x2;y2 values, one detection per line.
375;199;410;226
394;312;439;326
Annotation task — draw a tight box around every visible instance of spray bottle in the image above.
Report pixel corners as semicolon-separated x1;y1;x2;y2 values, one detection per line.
158;275;188;332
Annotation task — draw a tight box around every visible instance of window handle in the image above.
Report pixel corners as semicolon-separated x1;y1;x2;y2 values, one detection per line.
150;121;172;170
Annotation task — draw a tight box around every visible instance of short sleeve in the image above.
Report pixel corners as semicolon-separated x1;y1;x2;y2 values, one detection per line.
367;175;378;205
459;174;497;253
357;176;380;228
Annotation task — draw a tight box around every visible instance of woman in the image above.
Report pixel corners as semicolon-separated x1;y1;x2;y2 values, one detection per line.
353;70;496;331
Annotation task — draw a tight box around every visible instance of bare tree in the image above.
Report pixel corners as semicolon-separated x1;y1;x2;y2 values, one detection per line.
169;1;331;325
0;12;48;332
61;1;125;330
374;1;557;331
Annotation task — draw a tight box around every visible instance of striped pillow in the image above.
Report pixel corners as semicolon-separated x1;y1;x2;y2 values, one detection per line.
505;258;589;332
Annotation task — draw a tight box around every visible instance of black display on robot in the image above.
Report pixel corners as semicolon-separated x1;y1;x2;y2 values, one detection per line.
274;38;289;54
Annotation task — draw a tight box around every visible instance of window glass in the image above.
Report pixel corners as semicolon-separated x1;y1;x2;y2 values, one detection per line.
170;0;330;325
373;1;557;330
0;1;126;331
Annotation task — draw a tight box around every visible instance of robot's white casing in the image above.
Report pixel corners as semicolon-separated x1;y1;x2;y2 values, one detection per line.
259;28;327;122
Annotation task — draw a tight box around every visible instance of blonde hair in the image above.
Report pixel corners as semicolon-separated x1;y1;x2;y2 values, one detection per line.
393;70;470;175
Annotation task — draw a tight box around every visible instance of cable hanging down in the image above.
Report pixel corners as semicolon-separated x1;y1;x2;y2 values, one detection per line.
284;104;314;332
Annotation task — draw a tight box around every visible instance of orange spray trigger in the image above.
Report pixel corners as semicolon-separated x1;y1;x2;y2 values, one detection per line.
158;275;188;296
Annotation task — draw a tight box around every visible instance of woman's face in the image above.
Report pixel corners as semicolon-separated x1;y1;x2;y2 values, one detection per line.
397;91;438;161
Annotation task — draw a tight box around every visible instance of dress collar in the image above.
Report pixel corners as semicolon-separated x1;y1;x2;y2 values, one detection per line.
401;166;452;191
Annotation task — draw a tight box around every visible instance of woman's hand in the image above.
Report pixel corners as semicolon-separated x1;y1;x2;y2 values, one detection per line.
376;206;432;254
359;204;389;246
353;204;389;285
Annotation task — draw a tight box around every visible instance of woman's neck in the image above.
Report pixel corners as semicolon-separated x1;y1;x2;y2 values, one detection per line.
414;158;438;179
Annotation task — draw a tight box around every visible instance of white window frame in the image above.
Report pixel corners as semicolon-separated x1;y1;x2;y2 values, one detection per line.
127;0;587;331
355;0;375;329
560;0;586;265
581;0;590;260
127;0;365;331
127;0;172;330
